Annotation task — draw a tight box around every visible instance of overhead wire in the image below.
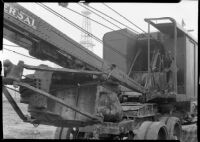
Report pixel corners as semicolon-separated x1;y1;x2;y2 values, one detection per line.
3;47;37;60
102;3;161;40
64;7;115;31
3;44;61;68
37;3;129;60
85;3;162;74
3;34;33;47
3;3;157;74
62;5;142;48
79;3;140;34
77;3;137;33
37;3;103;43
103;3;147;34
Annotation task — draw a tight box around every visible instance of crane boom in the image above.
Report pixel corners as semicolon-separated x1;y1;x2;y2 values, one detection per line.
3;3;198;139
3;3;147;93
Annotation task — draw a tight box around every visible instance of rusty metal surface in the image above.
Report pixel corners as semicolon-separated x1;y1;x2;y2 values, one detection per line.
3;86;28;122
14;81;102;122
3;3;147;94
26;108;98;127
52;85;99;122
144;18;197;43
79;120;142;136
23;64;104;75
3;60;24;84
103;29;138;74
186;38;197;101
75;85;99;121
145;17;178;94
3;3;198;140
122;103;157;118
79;122;121;135
181;124;197;142
28;67;53;108
97;91;123;122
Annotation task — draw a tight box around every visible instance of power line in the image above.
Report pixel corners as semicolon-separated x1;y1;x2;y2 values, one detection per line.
102;3;162;41
65;7;116;31
103;3;147;34
37;3;129;60
3;35;33;47
37;3;101;43
3;43;32;49
77;3;133;33
3;44;22;47
3;47;37;60
62;5;141;48
80;3;140;34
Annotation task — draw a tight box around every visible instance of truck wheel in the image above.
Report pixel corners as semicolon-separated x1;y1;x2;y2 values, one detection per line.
134;121;169;140
159;117;182;140
54;127;77;139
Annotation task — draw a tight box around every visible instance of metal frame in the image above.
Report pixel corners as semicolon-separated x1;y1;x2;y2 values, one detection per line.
23;63;104;75
144;17;178;94
15;81;102;122
3;86;28;122
4;3;147;94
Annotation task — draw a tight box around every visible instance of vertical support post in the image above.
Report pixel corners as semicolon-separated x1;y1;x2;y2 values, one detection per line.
74;86;80;119
3;86;28;121
173;23;177;94
148;23;151;74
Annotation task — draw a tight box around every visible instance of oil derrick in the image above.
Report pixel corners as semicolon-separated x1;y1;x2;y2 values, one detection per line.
80;10;95;52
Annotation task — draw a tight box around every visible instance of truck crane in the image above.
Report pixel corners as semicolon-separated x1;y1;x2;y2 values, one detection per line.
2;3;197;140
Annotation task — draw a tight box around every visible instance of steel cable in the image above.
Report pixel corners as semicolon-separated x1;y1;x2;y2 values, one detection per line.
80;3;140;34
3;47;37;60
75;3;141;43
65;7;116;31
37;3;129;60
103;3;147;34
102;3;163;40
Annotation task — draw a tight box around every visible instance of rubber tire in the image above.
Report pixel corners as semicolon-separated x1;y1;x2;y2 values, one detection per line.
54;127;75;139
134;121;169;140
159;116;182;140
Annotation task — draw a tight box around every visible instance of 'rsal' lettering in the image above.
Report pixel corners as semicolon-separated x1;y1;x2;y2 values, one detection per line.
4;3;36;29
24;17;31;25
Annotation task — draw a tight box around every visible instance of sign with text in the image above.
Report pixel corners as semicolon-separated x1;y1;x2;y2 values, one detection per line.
4;3;36;29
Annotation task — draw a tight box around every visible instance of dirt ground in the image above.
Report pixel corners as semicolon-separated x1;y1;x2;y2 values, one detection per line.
3;99;57;139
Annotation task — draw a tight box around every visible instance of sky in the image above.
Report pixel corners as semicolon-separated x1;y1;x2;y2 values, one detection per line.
1;1;198;75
